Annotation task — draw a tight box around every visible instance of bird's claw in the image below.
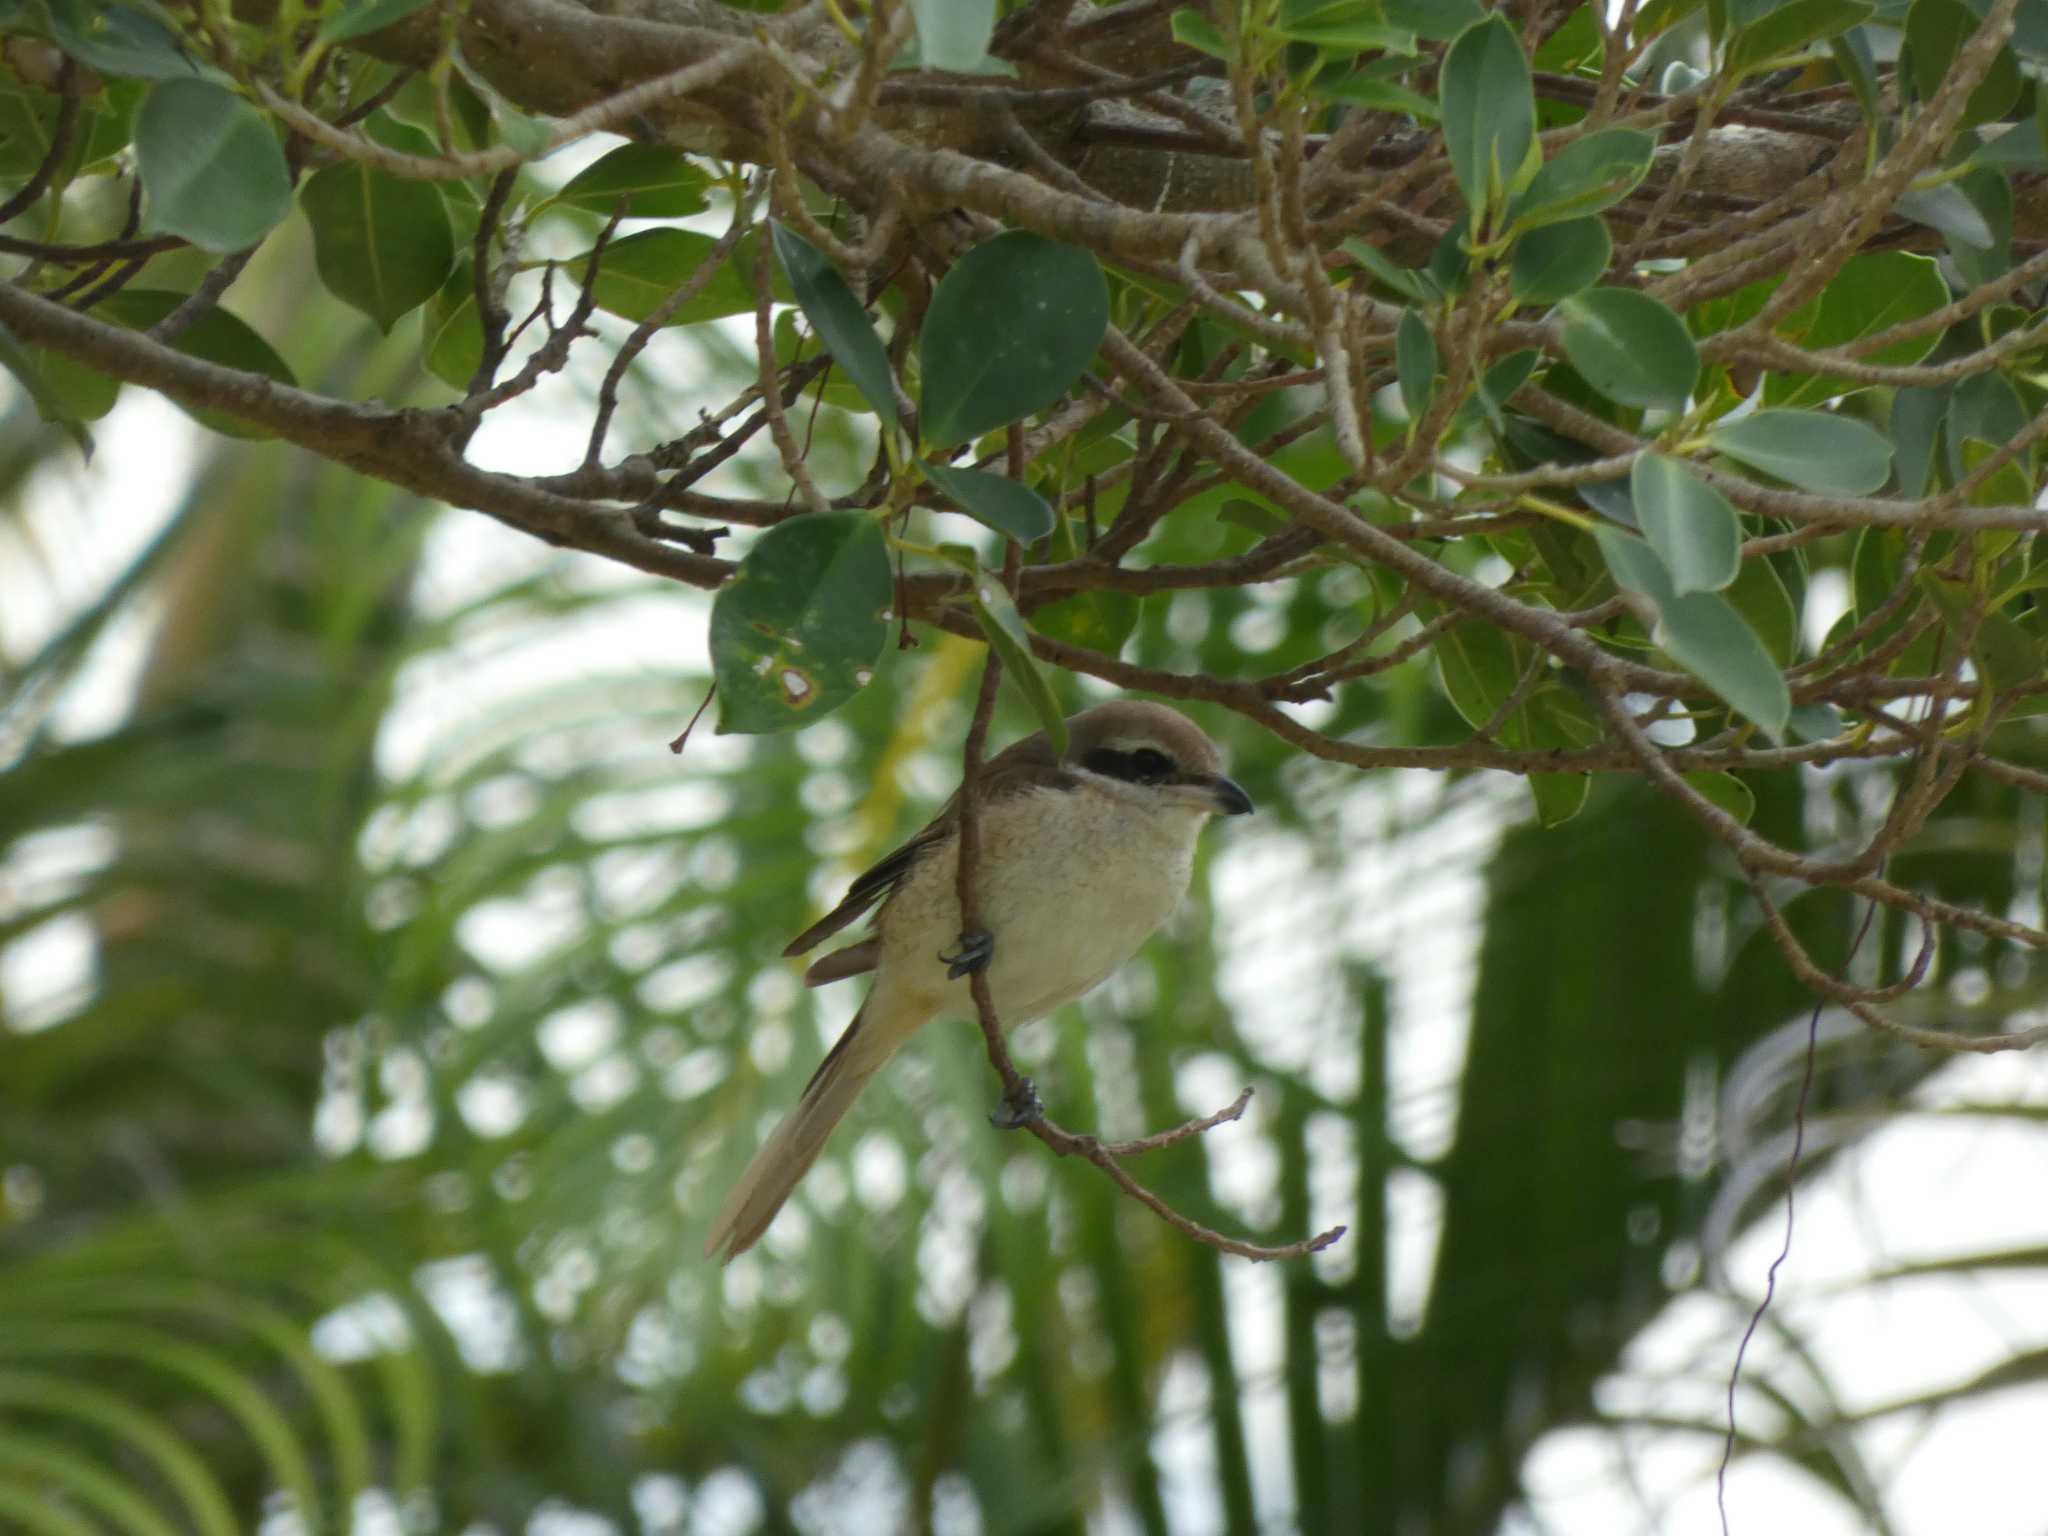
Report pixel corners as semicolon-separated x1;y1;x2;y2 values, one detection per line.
940;928;994;980
991;1077;1043;1130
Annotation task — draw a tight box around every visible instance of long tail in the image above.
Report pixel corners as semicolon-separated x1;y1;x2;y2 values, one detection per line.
703;1004;906;1262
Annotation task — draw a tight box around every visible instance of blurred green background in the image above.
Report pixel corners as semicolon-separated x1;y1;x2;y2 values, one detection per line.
3;211;2047;1536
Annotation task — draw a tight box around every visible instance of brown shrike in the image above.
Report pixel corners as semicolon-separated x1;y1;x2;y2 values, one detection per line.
705;699;1253;1261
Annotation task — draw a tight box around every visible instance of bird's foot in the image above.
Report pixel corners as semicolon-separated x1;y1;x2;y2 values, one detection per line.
991;1076;1043;1130
940;928;994;980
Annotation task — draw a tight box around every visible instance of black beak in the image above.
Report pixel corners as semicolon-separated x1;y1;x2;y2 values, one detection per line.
1204;774;1254;816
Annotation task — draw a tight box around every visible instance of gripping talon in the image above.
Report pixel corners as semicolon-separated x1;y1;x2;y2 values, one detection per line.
940;928;994;980
991;1076;1043;1129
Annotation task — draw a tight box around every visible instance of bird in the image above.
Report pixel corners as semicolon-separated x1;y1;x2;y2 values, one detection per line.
704;698;1254;1262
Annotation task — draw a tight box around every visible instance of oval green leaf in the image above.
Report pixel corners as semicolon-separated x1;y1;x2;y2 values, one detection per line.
1596;526;1790;739
1396;307;1437;422
909;0;997;70
554;143;710;220
580;229;759;328
1440;13;1535;220
314;0;438;44
1510;216;1611;306
920;232;1108;451
1558;287;1699;410
93;289;295;440
1031;589;1140;657
135;79;291;252
922;459;1055;543
971;576;1068;757
300;162;454;332
1631;453;1741;594
710;513;891;735
46;1;198;80
771;221;900;431
1508;128;1654;231
1725;0;1874;77
1707;408;1892;493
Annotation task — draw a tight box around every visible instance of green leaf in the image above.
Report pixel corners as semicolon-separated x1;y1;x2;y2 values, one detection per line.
1707;408;1891;493
92;289;295;440
1396;307;1437;423
1439;14;1535;220
909;0;997;70
922;459;1056;543
970;577;1069;755
1558;288;1699;410
1895;182;1995;249
1905;0;2021;127
44;0;197;80
771;221;900;431
1764;251;1946;408
1631;453;1742;594
1724;0;1874;75
422;260;483;390
1725;551;1799;666
1277;20;1418;51
1507;128;1654;231
1435;616;1521;732
919;232;1108;451
1382;0;1484;39
1031;589;1140;656
1478;348;1538;431
1310;69;1441;118
313;0;437;44
1529;771;1590;826
580;229;760;328
553;143;710;219
1683;770;1756;823
0;320;93;454
135;79;291;252
1169;8;1232;60
1918;570;2045;690
299;162;454;332
1509;216;1611;306
1343;238;1433;302
1597;526;1791;738
710;513;891;734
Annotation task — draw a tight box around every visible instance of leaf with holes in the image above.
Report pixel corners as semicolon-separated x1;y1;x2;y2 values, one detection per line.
710;514;891;735
921;233;1108;451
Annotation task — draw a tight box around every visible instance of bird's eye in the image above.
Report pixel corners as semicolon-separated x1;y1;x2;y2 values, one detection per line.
1130;748;1175;783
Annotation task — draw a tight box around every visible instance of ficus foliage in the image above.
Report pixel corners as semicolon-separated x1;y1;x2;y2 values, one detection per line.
2;0;2048;1532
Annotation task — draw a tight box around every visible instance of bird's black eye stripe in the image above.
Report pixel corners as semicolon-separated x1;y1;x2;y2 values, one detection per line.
1083;746;1177;784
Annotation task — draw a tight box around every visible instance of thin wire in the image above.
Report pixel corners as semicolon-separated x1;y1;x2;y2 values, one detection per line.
1717;890;1886;1532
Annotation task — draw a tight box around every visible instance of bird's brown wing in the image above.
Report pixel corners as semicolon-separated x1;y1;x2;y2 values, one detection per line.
780;728;1072;983
781;819;953;963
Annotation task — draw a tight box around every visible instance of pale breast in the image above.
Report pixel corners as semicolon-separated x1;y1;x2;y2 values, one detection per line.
875;781;1204;1026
